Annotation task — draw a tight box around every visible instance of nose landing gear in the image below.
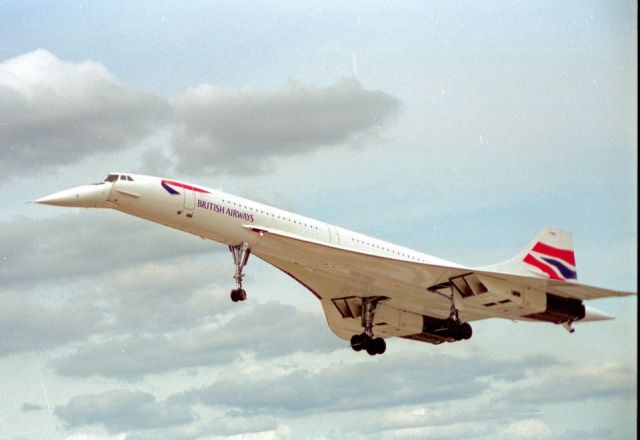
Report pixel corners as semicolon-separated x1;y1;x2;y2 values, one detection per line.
230;288;246;302
229;243;251;302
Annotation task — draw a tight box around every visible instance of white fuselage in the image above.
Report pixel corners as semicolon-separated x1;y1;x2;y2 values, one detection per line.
109;174;459;269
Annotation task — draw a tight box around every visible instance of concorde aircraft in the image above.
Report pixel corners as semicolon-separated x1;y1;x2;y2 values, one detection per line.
36;173;633;356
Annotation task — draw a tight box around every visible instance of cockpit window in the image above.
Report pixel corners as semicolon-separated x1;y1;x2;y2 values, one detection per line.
104;174;118;182
127;175;134;181
120;175;127;180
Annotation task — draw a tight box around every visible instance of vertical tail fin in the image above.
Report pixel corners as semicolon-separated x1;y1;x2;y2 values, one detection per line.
483;226;577;281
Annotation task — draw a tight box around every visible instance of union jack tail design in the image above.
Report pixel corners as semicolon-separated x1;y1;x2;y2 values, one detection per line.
481;226;578;281
523;241;577;280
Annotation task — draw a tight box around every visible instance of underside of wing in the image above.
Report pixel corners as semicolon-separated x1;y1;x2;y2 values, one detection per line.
245;225;634;344
247;225;480;344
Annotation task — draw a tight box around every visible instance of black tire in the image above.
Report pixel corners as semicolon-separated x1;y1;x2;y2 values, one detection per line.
373;337;386;355
457;323;472;340
366;343;378;356
445;317;458;330
238;289;247;301
230;289;239;302
350;333;366;352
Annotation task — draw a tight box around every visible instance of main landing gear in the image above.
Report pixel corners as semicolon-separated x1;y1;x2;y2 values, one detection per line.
350;333;386;356
350;297;387;356
229;243;251;302
449;320;473;341
447;300;472;341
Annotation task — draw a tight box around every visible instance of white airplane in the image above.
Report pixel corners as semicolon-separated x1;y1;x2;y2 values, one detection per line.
36;173;633;355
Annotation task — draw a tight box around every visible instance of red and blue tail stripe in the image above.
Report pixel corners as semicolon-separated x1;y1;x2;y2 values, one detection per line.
161;179;210;195
523;242;577;281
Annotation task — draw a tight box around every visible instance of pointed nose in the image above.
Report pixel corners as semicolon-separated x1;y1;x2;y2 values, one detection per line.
35;184;110;208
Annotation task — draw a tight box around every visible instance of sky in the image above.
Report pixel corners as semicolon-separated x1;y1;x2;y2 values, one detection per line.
0;1;637;439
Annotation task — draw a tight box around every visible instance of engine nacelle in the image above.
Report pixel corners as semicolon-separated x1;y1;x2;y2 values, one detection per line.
402;315;472;345
525;293;585;324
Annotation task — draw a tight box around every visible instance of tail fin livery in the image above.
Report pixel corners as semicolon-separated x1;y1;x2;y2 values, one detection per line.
482;226;577;281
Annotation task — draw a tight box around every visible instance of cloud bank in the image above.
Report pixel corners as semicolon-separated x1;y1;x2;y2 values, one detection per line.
0;211;214;286
0;50;171;176
172;78;401;174
1;50;401;181
55;389;193;433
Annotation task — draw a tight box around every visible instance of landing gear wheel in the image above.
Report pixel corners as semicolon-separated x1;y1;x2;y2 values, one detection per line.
457;322;472;340
364;337;386;356
350;333;367;352
366;340;378;356
230;288;247;302
372;337;386;355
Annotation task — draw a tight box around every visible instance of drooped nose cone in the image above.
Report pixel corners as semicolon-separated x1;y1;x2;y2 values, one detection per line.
35;184;111;208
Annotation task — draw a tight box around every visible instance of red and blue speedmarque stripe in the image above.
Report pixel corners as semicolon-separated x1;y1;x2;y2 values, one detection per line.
161;179;210;195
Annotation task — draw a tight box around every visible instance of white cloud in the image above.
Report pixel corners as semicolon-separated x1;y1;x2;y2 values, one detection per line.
55;389;194;433
184;352;554;413
123;413;281;440
95;258;233;333
0;211;215;286
0;49;402;182
377;422;495;440
52;302;341;379
503;363;636;404
171;78;400;174
500;419;554;440
64;434;127;440
57;392;281;440
21;402;45;412
0;50;170;178
0;291;105;356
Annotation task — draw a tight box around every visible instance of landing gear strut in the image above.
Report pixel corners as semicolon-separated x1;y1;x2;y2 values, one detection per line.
229;242;251;302
562;321;575;333
350;297;387;356
447;297;472;341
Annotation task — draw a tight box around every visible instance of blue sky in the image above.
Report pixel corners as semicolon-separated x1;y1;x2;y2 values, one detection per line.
0;1;636;439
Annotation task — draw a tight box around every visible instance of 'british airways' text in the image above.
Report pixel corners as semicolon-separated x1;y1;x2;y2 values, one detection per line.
197;199;255;222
